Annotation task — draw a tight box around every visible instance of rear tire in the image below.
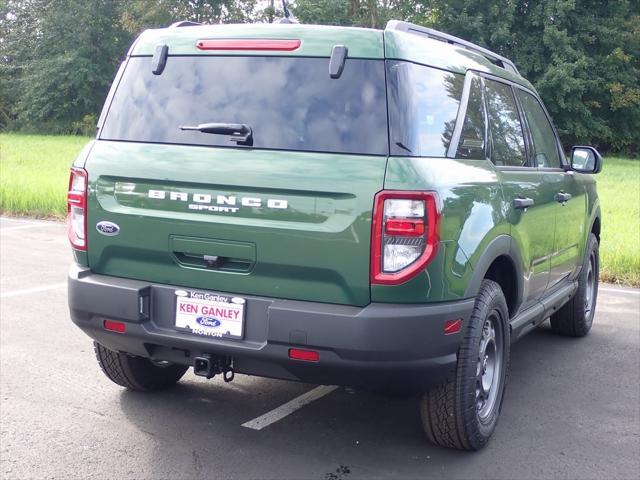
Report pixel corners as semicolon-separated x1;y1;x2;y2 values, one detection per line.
550;233;599;337
94;341;188;392
420;279;510;450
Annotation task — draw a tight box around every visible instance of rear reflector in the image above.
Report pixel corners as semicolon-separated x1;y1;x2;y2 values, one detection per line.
196;39;301;51
444;319;462;335
104;320;126;333
288;348;319;362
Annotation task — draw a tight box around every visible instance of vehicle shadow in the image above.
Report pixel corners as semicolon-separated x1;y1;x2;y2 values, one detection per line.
117;321;620;479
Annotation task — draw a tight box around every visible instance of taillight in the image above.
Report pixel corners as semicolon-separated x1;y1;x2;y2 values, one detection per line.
67;168;87;250
371;191;440;285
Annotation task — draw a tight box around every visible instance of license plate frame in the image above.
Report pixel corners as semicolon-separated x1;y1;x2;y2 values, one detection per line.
174;289;245;340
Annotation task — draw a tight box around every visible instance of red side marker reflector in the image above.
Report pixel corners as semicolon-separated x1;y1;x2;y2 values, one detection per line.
444;319;462;335
104;320;126;334
196;39;301;51
288;348;319;362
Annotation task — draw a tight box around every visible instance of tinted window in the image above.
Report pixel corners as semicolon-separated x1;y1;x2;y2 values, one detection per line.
387;61;463;157
101;56;388;155
485;79;527;167
517;90;561;168
455;76;486;160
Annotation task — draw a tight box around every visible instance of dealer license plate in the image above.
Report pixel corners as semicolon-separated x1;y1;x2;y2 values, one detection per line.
174;289;245;339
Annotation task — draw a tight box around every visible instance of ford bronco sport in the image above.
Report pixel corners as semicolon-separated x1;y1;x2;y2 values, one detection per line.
67;20;603;450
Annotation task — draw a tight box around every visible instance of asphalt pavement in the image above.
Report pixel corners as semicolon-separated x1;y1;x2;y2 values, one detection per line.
1;216;639;480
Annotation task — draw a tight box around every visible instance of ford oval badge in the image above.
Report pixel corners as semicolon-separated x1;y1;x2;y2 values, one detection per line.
196;316;221;328
96;221;120;236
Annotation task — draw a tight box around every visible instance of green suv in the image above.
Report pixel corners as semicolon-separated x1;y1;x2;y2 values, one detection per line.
67;20;602;450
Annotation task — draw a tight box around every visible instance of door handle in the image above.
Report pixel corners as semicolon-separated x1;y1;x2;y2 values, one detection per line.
513;197;534;210
555;192;572;204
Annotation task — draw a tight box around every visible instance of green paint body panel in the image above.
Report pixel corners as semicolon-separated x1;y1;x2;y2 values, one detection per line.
72;249;88;266
376;157;506;303
132;24;384;58
379;157;598;311
85;141;386;306
131;23;533;92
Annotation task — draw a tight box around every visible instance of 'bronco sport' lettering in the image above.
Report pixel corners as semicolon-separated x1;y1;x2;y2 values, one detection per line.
147;189;288;211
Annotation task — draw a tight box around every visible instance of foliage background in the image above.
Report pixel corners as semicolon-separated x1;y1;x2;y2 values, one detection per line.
0;0;639;154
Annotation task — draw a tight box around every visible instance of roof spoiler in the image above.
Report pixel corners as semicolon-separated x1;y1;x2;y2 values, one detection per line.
385;20;520;76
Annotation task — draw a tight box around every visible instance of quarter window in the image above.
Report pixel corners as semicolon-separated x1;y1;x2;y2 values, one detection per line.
387;61;464;157
455;76;486;160
484;79;527;167
517;90;561;168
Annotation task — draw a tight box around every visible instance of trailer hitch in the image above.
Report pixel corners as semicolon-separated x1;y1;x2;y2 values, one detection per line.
193;354;234;381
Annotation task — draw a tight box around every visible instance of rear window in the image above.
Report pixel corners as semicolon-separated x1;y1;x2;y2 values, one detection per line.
100;56;388;156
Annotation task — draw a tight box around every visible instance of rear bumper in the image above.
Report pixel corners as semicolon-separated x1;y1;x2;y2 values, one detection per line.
68;264;475;391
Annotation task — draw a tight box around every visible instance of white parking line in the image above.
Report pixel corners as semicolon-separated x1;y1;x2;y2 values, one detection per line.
242;385;338;430
0;282;67;299
1;223;61;232
599;287;640;295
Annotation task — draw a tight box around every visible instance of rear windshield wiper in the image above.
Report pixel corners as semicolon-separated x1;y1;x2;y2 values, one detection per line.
179;122;253;146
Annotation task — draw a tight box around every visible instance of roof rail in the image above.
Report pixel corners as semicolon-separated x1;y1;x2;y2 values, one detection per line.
385;20;520;76
169;21;201;28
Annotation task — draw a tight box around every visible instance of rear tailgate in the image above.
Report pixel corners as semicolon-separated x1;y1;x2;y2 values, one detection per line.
86;32;388;307
86;143;386;306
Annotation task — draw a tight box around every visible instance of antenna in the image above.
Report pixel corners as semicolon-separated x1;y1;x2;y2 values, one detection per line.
276;0;298;23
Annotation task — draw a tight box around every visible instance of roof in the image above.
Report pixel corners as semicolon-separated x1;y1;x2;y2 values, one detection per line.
130;23;384;59
384;21;532;89
129;21;532;89
387;21;519;75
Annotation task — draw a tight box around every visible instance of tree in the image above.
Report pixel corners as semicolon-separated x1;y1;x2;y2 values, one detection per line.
426;0;640;153
293;0;429;28
293;0;353;26
121;0;259;35
425;0;515;54
0;0;637;153
1;0;130;133
0;0;42;129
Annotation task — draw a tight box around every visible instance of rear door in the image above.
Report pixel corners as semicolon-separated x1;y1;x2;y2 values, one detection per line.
516;89;586;287
483;77;557;308
88;54;389;307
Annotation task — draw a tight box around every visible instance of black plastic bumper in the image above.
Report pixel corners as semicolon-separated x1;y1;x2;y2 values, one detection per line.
68;265;475;391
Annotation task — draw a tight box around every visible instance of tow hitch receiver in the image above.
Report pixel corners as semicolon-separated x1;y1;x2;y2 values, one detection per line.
193;354;234;381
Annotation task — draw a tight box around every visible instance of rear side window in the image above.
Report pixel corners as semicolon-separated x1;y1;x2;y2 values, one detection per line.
517;90;561;168
455;76;486;160
100;56;388;156
387;61;463;157
484;79;527;167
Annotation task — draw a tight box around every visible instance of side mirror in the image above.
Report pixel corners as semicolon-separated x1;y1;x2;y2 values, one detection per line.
571;146;603;174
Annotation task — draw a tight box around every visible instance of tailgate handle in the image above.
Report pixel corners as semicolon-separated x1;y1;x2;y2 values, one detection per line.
173;251;253;272
170;236;255;273
203;255;223;268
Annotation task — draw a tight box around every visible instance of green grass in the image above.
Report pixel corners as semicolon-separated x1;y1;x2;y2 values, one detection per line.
597;157;640;286
0;133;91;218
1;133;639;286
